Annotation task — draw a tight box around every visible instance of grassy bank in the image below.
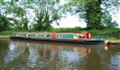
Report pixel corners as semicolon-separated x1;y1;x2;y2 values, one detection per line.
0;31;12;39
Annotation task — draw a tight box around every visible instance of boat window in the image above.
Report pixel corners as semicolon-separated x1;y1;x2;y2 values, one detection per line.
74;34;78;39
46;34;50;38
79;35;85;38
79;36;85;38
27;34;30;36
16;34;18;36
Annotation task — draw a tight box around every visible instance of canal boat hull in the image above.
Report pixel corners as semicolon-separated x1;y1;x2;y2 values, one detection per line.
10;36;105;45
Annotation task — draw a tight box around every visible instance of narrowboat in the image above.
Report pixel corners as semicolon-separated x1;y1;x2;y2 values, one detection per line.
10;32;104;44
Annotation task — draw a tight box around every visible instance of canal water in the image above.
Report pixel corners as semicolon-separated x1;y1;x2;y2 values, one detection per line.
0;39;120;70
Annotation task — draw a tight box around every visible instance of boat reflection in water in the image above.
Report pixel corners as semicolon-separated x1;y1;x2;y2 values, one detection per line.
2;40;120;70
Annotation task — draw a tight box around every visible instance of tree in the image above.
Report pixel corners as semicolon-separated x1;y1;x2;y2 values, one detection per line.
68;0;120;29
0;0;62;31
0;15;9;31
21;18;28;30
102;12;118;28
33;10;52;31
0;0;3;3
85;0;102;29
1;0;28;30
30;0;61;31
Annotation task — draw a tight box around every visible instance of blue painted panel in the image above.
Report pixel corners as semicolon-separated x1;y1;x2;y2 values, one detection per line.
37;34;45;38
61;34;74;38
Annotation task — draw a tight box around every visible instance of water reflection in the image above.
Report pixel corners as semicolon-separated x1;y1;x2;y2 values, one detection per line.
27;46;39;67
4;41;24;64
100;46;120;70
0;40;120;70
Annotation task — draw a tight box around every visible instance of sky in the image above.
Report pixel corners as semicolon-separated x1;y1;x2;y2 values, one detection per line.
111;12;120;27
52;14;87;28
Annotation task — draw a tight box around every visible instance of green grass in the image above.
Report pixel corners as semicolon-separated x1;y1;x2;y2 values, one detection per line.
0;31;13;35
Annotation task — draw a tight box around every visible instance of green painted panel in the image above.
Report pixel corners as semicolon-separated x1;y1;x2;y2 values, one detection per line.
56;34;61;38
61;34;74;38
22;34;27;36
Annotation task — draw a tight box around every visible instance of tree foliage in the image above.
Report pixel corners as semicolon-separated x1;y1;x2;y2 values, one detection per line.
33;11;52;31
0;0;120;31
85;0;102;29
68;0;120;29
30;0;61;31
102;12;118;28
0;0;28;31
0;15;9;31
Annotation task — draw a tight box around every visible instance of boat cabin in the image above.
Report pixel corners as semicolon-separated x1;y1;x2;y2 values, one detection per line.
13;32;91;40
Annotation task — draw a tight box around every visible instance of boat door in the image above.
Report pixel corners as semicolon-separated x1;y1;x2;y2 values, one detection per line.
86;32;91;39
52;34;56;39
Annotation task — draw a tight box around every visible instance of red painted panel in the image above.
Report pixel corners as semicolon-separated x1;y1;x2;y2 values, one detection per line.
52;34;56;39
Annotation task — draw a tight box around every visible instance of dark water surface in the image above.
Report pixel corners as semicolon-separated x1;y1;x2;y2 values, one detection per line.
0;39;120;70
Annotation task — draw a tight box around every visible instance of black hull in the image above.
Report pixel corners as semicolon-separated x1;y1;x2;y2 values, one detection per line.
10;36;105;45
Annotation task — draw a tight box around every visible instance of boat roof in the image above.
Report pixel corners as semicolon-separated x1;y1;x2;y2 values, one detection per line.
14;32;90;34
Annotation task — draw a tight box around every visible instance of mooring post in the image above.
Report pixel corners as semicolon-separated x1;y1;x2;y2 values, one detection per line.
104;40;109;50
